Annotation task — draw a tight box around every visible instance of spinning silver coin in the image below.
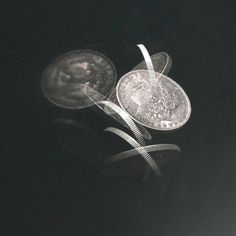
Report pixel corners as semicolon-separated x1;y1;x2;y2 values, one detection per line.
41;50;117;109
108;52;172;109
105;52;172;132
104;88;152;140
116;70;191;131
133;51;172;75
107;51;172;105
102;144;180;177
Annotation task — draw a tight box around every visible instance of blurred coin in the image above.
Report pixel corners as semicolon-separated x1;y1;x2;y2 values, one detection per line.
104;83;152;141
105;51;172;133
107;51;171;108
102;144;180;177
104;89;152;140
116;70;191;131
133;52;172;75
104;127;162;176
85;87;152;142
41;50;117;109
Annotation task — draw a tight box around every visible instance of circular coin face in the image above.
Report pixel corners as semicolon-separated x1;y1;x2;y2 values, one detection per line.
41;50;117;109
133;52;172;75
116;70;191;131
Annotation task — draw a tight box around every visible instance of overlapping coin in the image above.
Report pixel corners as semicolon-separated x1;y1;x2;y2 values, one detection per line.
133;51;172;74
105;52;173;134
41;46;190;179
116;70;191;131
41;50;117;109
107;51;172;106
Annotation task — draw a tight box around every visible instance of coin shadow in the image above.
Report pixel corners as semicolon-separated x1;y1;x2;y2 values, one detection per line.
52;118;112;168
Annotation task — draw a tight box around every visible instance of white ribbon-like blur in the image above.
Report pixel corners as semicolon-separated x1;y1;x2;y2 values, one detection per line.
104;127;162;177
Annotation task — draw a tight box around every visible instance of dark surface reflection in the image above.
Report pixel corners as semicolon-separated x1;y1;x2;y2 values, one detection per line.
2;0;236;235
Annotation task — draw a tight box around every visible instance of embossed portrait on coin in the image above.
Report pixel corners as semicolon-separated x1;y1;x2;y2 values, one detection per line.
64;61;91;82
42;50;117;109
56;61;105;100
147;86;183;121
147;87;169;121
130;81;152;115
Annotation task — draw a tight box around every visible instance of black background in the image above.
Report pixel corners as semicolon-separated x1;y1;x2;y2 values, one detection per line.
2;0;236;235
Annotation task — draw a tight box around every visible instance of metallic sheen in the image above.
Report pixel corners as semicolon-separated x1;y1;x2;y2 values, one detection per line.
102;143;180;177
116;70;191;131
41;50;117;109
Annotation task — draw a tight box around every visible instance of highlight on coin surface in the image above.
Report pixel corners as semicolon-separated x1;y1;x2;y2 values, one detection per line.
116;70;191;131
41;50;117;109
106;51;172;113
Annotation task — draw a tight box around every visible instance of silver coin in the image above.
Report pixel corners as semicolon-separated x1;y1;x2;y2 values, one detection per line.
104;89;152;140
133;52;172;75
106;51;172;106
102;144;180;177
116;70;191;131
104;143;180;165
105;52;172;127
41;50;117;109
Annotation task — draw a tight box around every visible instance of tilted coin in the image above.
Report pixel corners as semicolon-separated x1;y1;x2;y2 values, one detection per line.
102;144;180;177
104;127;162;176
41;50;117;109
104;89;152;140
116;70;191;131
106;51;172;107
105;52;172;129
133;52;172;75
104;144;180;165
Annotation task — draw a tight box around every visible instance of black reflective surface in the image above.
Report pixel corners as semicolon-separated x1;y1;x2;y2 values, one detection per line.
2;1;236;235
